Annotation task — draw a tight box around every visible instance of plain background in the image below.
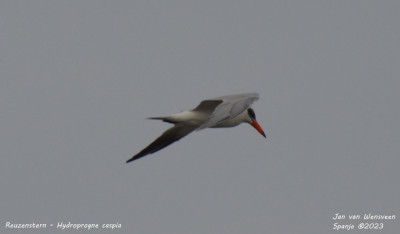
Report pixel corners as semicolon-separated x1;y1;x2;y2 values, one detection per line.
1;1;399;233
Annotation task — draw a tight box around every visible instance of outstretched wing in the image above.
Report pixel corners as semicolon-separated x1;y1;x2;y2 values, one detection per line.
197;93;259;130
126;124;196;163
192;100;223;114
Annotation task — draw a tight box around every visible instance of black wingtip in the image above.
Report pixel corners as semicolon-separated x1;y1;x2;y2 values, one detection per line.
126;158;134;163
126;155;140;163
126;151;148;164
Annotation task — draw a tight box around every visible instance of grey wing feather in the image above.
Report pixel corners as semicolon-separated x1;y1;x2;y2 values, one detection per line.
214;93;259;103
192;100;223;114
197;93;259;130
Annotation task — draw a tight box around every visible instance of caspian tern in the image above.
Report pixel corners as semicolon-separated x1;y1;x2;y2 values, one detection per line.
126;93;266;163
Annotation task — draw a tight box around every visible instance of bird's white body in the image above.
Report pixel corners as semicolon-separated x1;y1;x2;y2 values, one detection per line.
156;111;206;126
156;109;250;128
211;110;252;127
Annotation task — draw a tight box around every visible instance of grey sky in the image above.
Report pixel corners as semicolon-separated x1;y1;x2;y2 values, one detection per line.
1;1;399;233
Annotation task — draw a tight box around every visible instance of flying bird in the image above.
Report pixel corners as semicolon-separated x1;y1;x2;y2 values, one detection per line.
126;93;266;163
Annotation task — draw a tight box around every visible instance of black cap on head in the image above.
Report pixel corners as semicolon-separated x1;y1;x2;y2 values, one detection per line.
247;108;256;119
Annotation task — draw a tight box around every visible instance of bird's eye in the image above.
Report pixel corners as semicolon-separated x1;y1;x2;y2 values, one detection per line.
247;108;256;119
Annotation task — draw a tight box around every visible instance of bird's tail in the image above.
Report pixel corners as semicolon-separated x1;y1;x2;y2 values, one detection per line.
148;116;177;124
